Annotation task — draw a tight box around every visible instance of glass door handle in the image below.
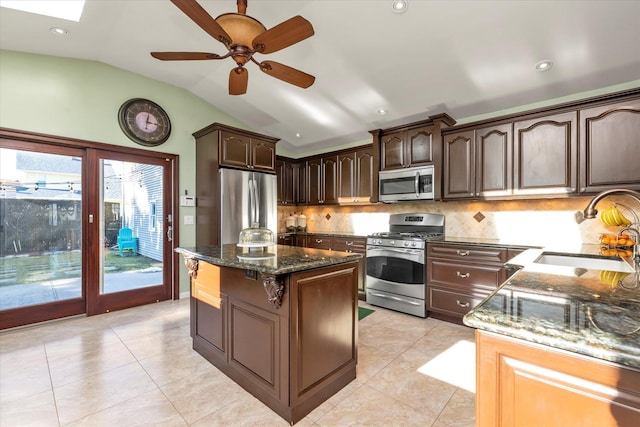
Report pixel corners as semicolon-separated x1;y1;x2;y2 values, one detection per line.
167;226;173;242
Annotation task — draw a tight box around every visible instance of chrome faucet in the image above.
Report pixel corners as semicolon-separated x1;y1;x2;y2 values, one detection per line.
582;188;640;219
582;188;640;264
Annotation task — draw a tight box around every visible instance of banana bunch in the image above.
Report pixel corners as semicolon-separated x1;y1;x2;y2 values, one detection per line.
600;204;633;227
599;270;630;287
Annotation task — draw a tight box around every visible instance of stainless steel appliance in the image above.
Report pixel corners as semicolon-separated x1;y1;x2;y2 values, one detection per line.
378;165;435;202
365;213;445;317
219;168;278;245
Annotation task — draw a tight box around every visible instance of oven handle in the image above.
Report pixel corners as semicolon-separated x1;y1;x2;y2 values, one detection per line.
367;291;422;306
366;246;424;262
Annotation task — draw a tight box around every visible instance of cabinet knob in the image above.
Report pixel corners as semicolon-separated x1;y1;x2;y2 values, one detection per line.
456;271;470;278
457;250;470;256
456;300;470;308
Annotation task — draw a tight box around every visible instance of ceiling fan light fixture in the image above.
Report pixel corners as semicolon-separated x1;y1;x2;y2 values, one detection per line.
377;108;388;115
216;13;266;47
392;0;408;13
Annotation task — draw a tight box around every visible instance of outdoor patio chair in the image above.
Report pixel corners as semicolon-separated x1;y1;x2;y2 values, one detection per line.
117;227;138;256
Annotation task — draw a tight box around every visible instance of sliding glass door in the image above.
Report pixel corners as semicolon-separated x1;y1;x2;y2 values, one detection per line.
0;140;175;329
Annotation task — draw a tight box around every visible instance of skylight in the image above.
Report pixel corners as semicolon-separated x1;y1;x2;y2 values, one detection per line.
0;0;85;22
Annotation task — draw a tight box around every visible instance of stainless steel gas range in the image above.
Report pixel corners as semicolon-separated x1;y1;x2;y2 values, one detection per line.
365;213;445;318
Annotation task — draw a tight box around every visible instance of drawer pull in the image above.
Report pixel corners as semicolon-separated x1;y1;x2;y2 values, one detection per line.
316;239;323;243
457;250;470;256
456;300;470;308
456;271;470;278
346;241;353;246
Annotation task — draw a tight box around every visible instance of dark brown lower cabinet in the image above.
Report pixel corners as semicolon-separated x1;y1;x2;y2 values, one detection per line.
476;331;640;427
190;260;358;424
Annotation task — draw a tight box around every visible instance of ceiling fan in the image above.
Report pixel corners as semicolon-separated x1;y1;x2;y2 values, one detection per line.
151;0;315;95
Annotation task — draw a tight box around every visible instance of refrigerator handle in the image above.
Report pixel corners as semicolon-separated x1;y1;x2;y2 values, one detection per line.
249;178;258;226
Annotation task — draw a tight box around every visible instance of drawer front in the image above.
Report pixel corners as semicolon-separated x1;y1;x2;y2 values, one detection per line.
428;243;508;263
428;259;506;290
306;236;333;250
428;285;490;318
332;237;366;253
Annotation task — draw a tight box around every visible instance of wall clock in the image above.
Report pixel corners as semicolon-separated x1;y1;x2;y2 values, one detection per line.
118;98;171;146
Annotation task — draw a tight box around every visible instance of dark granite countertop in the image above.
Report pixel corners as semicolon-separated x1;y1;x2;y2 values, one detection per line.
279;231;367;239
176;244;362;275
434;237;537;250
464;244;640;369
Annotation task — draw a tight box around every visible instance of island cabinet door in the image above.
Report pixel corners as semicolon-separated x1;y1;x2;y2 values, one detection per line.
191;262;228;364
288;262;358;407
476;331;640;427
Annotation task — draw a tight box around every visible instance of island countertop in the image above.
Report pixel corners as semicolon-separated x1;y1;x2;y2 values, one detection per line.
175;244;362;275
463;244;640;369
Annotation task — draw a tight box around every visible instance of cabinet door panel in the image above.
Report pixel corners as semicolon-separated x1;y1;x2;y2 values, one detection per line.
443;130;475;199
580;98;640;192
220;131;251;168
306;158;322;204
514;111;577;194
323;156;338;204
337;153;355;200
407;126;434;166
355;148;374;202
252;141;276;172
381;132;405;170
476;124;512;196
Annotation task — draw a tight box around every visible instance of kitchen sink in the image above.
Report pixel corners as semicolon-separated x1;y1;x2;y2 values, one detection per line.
534;252;635;273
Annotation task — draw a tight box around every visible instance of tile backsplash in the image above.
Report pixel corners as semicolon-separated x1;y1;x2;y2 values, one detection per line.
279;195;640;248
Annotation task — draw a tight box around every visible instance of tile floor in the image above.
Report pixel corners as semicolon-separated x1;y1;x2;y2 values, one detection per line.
0;299;476;426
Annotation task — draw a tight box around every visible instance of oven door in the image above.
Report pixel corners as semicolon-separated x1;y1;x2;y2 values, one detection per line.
378;165;434;202
365;246;425;300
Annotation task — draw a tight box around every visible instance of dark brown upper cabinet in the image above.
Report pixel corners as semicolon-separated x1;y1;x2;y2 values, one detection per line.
306;155;338;205
513;111;577;196
579;97;640;192
442;88;639;200
338;147;374;203
220;129;277;172
443;124;512;199
276;159;295;205
381;125;435;170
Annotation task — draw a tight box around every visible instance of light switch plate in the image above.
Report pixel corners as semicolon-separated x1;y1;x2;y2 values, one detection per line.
180;196;195;207
184;215;194;225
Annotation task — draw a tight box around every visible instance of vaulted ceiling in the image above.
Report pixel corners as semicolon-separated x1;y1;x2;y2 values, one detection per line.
1;0;639;156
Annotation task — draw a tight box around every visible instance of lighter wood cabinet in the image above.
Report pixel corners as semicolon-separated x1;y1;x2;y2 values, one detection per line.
476;331;640;427
513;110;577;195
579;97;640;192
381;125;435;170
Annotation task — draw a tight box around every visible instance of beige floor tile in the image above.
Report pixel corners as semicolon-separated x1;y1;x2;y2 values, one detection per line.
0;346;51;404
190;393;292;427
435;388;475;427
137;342;213;386
160;366;247;424
65;388;187;427
54;362;158;425
47;340;138;387
317;384;436;427
121;324;191;361
44;328;121;361
0;389;58;427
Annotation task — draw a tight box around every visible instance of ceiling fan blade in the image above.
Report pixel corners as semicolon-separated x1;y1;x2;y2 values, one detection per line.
170;0;232;46
151;52;223;61
259;61;315;89
229;67;248;95
252;16;314;54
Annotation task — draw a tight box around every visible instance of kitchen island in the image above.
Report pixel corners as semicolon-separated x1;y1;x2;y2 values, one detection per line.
463;246;640;427
175;244;362;425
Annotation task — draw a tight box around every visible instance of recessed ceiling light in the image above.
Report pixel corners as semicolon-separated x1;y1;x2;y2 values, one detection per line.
535;60;553;71
377;108;388;115
50;27;69;36
392;0;408;13
295;133;302;138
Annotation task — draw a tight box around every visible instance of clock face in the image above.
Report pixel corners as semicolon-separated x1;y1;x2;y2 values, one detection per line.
118;98;171;146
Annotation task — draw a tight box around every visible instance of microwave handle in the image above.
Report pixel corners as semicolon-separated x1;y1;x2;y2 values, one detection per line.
415;170;420;198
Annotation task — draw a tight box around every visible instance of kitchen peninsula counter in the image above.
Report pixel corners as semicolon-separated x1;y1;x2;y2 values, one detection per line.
463;245;640;426
175;244;361;425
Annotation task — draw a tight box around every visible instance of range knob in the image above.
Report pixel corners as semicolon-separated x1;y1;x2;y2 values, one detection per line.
389;240;395;245
403;241;410;247
411;241;418;247
376;239;383;245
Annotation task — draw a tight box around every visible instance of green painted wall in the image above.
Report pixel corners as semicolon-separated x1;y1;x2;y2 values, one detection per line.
0;49;246;295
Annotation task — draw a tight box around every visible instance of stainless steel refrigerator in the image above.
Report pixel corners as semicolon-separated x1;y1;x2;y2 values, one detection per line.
219;168;278;245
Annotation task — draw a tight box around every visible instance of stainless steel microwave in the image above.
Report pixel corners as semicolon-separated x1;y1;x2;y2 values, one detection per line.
378;165;435;202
